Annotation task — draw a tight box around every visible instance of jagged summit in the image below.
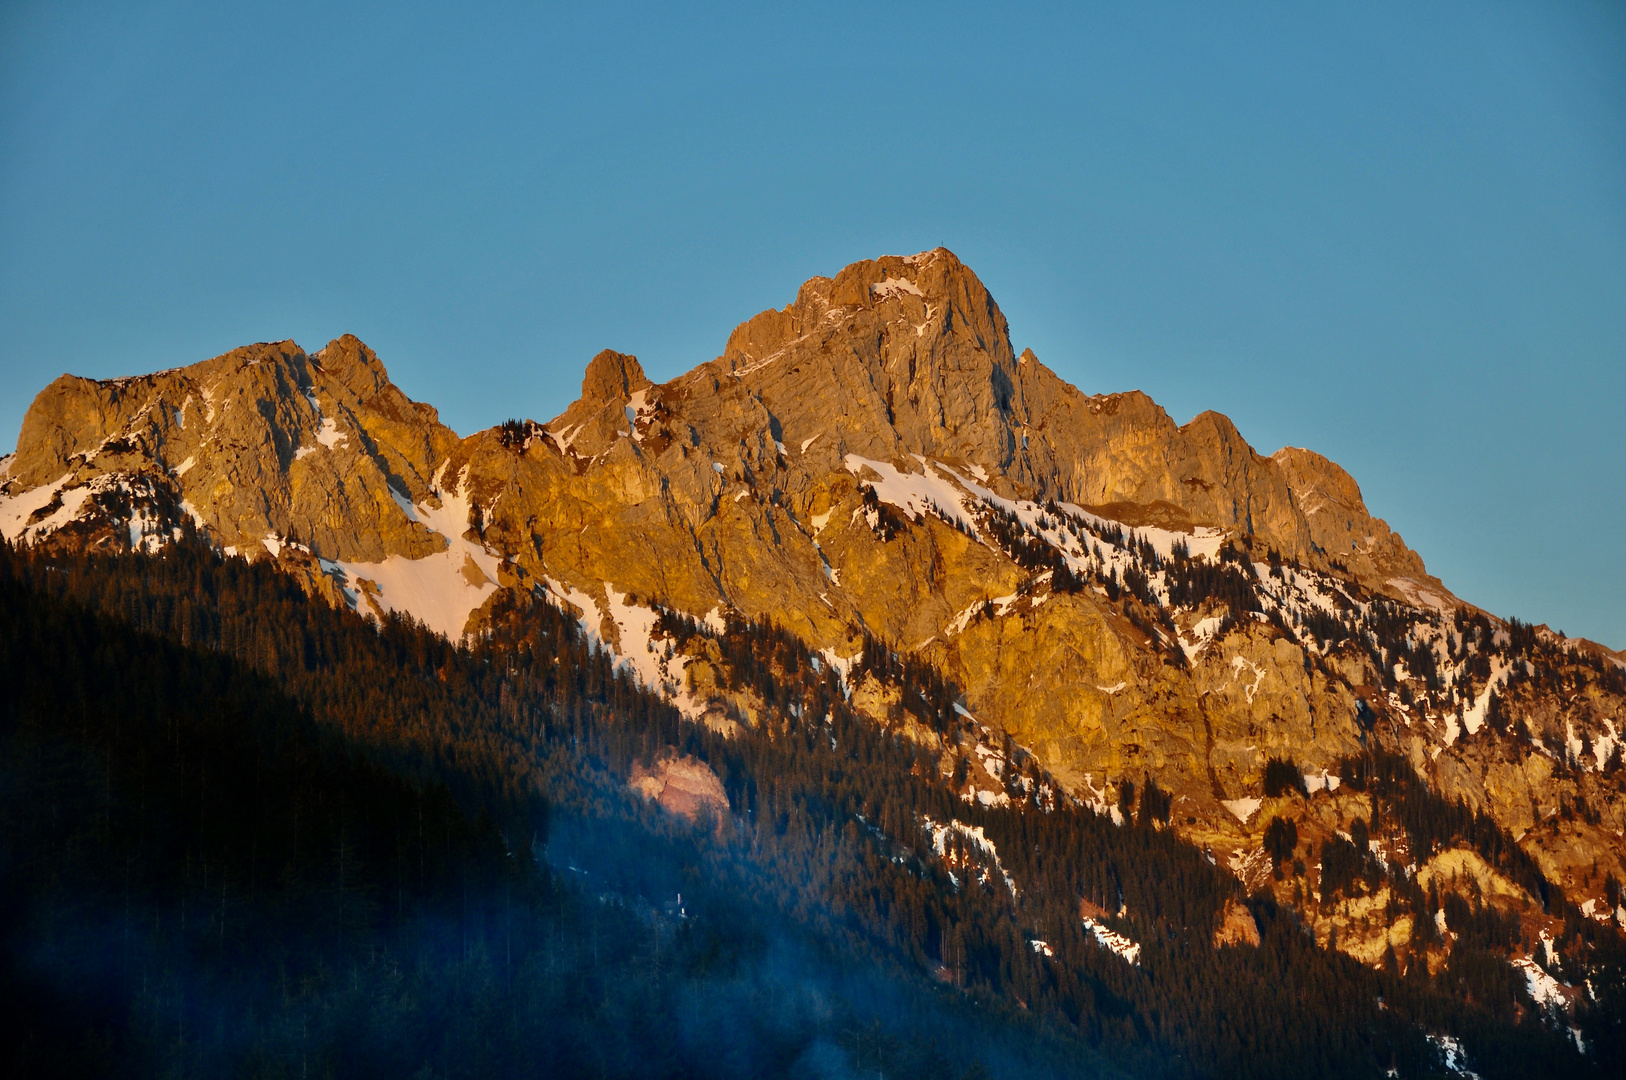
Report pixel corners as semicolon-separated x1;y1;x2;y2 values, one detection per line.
539;248;1438;595
4;250;1622;959
579;348;652;402
2;334;460;562
686;248;1028;482
0;250;1469;657
314;332;403;404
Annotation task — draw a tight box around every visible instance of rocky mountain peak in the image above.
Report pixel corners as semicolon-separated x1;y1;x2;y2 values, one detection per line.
314;333;392;402
716;248;1011;377
658;249;1025;489
0;335;463;576
580;349;652;403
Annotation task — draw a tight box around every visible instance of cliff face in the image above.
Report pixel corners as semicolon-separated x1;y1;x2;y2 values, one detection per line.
4;249;1622;973
0;335;490;632
4;336;458;559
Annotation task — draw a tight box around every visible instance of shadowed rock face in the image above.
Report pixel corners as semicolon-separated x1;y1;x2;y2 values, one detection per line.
4;249;1622;967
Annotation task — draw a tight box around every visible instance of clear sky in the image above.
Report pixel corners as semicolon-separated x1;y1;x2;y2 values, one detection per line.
2;1;1622;647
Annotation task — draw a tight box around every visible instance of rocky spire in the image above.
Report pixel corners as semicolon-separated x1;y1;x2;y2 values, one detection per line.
579;349;652;402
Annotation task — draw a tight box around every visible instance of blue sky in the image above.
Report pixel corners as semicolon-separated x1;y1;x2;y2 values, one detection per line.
2;1;1622;646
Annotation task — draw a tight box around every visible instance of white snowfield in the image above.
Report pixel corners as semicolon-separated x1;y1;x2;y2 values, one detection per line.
0;472;178;553
539;578;710;721
1579;896;1626;929
315;417;347;450
1180;614;1226;662
844;454;982;536
1427;1033;1482;1079
321;464;504;641
0;473;86;544
1302;769;1341;794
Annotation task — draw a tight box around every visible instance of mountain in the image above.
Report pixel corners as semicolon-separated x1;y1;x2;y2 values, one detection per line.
4;535;1613;1080
4;250;1625;1070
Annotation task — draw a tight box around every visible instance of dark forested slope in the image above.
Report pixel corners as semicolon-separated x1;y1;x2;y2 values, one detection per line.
1;542;1618;1078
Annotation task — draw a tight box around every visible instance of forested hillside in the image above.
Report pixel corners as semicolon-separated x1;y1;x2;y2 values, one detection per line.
2;541;1620;1078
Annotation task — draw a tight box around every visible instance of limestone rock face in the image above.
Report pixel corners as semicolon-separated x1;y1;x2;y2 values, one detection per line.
0;335;511;636
4;249;1623;959
1271;446;1435;591
3;335;461;563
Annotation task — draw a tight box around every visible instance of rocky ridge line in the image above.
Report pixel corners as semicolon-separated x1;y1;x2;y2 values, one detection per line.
3;249;1622;986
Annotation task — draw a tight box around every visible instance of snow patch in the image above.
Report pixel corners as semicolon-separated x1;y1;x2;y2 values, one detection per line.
922;817;1018;899
123;496;168;553
178;499;209;532
315;417;346;450
1180;614;1226;662
872;276;924;301
703;606;728;635
1390;577;1455;614
934;461;1227;588
1427;1033;1481;1078
1512;957;1565;1011
1593;720;1620;773
1081;917;1141;965
623;388;653;442
943;599;984;637
585;586;706;717
0;474;78;542
1302;770;1341;794
1461;658;1513;736
1079;774;1114;818
1222;798;1263;823
1229;655;1267;702
547;423;585;456
818;648;853;693
844;454;981;536
324;468;503;640
543;578;605;644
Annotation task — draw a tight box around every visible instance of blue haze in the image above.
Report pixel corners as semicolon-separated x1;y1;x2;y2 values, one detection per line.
1;1;1622;645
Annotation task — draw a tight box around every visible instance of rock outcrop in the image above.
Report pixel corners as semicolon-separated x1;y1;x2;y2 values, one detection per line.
630;750;730;825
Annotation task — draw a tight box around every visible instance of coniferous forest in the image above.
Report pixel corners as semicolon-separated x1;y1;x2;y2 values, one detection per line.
3;541;1622;1078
